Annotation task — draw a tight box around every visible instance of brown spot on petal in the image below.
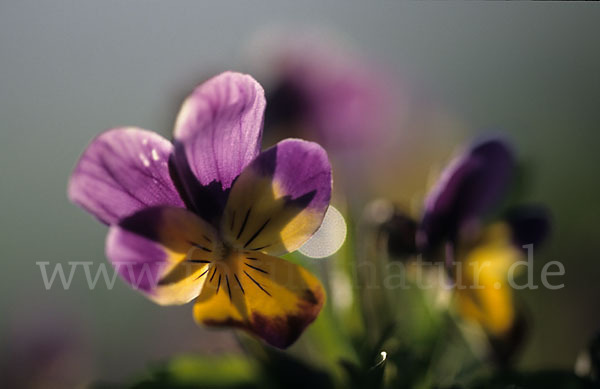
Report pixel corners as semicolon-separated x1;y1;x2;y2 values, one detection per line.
250;313;305;349
251;285;325;349
202;317;245;330
302;288;319;305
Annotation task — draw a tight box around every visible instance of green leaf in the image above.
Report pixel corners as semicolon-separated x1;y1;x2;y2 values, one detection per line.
128;354;259;389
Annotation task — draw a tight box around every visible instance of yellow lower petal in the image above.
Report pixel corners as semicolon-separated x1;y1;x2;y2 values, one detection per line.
192;250;325;348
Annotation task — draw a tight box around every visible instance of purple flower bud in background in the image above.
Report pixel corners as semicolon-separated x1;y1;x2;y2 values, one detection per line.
247;29;403;150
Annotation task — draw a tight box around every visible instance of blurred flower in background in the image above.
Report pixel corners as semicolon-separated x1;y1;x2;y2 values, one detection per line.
247;28;402;151
381;137;551;367
0;309;92;389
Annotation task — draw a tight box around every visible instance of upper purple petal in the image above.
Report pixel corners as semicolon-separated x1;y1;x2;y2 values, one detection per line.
172;72;266;224
173;71;265;187
418;137;515;250
68;127;184;225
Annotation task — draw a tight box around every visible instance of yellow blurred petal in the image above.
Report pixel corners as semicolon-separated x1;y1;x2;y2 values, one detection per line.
456;223;522;336
456;283;515;336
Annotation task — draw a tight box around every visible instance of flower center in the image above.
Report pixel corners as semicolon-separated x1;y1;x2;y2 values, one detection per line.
214;241;235;262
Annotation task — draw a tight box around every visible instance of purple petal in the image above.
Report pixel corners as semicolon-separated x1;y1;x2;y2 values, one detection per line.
172;72;266;221
106;206;218;305
418;137;515;250
222;139;332;255
68;127;184;225
257;139;332;213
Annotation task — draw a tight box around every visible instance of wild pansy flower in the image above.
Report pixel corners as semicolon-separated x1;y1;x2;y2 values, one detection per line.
249;31;398;149
416;137;550;343
68;72;332;348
